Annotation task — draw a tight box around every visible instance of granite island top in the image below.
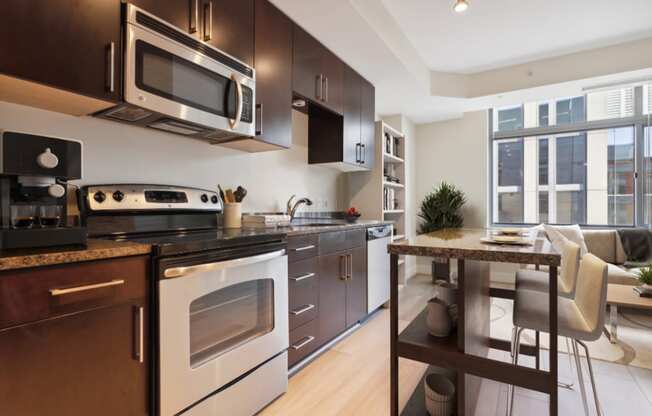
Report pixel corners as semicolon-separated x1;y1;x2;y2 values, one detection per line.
0;239;152;272
388;228;560;266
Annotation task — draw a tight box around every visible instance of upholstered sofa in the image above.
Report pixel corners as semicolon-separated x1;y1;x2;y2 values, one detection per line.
526;229;640;285
582;230;639;285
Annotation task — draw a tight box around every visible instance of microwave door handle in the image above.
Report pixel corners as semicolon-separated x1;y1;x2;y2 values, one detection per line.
163;249;285;279
229;74;243;130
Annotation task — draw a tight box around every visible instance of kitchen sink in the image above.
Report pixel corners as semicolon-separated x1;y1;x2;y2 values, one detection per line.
290;222;343;227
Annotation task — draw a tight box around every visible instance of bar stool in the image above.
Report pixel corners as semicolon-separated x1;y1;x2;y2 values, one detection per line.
507;253;608;416
513;237;581;388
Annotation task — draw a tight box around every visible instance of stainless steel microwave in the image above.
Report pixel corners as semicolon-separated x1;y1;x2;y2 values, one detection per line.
97;4;255;143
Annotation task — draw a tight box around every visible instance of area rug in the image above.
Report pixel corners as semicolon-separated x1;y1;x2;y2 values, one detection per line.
490;297;652;369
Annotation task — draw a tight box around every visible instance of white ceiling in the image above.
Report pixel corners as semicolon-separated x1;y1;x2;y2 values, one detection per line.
383;0;652;74
271;0;652;124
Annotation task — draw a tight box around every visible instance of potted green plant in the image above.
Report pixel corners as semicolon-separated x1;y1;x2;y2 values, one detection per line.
418;182;466;282
638;264;652;289
418;182;466;233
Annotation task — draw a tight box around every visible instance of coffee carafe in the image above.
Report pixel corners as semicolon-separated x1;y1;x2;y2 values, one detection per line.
0;131;87;249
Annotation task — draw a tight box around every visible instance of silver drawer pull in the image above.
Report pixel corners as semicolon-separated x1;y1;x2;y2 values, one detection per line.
290;304;315;316
290;272;315;282
291;335;315;350
134;306;144;363
293;245;315;252
49;279;125;296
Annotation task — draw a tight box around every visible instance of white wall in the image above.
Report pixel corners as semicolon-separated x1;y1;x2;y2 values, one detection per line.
0;101;344;213
415;111;489;229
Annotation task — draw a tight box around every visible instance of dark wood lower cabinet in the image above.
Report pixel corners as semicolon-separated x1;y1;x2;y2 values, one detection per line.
317;252;348;345
0;255;149;416
346;245;367;328
0;302;148;416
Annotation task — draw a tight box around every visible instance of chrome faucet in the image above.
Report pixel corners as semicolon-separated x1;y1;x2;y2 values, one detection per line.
286;195;313;221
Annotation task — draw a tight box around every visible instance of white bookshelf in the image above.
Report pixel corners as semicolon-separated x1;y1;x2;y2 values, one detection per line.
348;121;408;278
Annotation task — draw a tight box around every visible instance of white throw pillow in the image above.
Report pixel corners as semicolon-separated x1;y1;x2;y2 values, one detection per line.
543;224;588;256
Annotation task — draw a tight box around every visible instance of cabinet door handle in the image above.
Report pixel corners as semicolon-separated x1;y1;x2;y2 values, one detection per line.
293;244;315;252
291;335;315;350
189;0;199;33
203;1;213;41
323;76;329;102
290;304;315;316
355;143;360;163
290;272;315;282
339;254;346;280
106;42;115;93
348;254;353;280
315;74;323;101
255;103;263;136
49;279;124;296
360;143;366;164
134;306;144;363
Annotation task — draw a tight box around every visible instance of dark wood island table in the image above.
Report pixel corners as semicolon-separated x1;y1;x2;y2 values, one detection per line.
388;228;561;416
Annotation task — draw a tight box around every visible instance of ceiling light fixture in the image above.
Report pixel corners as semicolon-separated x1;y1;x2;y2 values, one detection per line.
453;0;469;13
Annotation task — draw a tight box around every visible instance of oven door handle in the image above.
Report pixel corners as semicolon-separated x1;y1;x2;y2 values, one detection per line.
163;249;285;279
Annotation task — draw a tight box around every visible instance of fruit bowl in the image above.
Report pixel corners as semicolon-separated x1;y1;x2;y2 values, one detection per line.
345;212;361;223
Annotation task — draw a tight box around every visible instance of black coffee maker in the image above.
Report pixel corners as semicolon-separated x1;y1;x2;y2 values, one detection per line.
0;131;87;249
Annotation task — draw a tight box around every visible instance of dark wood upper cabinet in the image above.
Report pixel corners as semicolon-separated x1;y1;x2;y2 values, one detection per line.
343;65;362;166
0;0;122;103
0;256;149;416
360;77;376;170
205;0;254;66
253;0;292;148
308;66;375;171
292;25;343;114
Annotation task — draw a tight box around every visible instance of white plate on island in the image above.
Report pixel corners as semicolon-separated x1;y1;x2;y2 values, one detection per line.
480;236;533;246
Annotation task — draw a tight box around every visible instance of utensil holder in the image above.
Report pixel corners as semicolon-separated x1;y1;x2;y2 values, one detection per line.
424;374;455;416
224;203;242;229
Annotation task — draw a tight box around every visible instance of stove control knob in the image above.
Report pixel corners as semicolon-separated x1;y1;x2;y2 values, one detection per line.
36;148;59;169
113;190;125;202
211;195;219;204
93;191;106;203
200;194;209;203
48;184;66;198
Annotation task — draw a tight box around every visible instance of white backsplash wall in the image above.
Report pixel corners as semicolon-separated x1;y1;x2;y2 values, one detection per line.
0;101;344;213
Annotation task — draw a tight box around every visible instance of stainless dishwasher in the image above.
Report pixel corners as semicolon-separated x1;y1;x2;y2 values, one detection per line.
367;225;393;313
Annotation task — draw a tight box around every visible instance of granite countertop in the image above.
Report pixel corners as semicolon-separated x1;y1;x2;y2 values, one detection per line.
388;228;560;266
0;239;152;272
0;220;391;271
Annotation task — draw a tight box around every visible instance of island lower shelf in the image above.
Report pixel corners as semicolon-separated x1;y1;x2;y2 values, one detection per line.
398;308;551;395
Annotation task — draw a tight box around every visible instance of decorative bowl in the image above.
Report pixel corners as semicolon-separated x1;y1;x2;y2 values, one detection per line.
345;213;361;223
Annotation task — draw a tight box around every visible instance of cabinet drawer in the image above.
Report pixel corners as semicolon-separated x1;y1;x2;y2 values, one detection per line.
288;319;319;368
319;229;365;255
289;258;318;330
288;234;318;262
0;255;148;329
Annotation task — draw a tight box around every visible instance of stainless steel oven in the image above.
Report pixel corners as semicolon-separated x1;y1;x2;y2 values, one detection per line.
158;248;288;416
98;4;255;142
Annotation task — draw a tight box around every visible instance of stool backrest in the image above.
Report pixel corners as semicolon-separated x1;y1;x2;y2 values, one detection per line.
574;253;609;339
559;239;581;297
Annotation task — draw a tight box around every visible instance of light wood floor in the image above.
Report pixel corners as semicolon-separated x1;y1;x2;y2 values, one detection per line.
259;275;438;416
259;275;652;416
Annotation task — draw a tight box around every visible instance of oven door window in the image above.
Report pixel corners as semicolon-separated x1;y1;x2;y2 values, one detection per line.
189;278;274;368
135;40;236;119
